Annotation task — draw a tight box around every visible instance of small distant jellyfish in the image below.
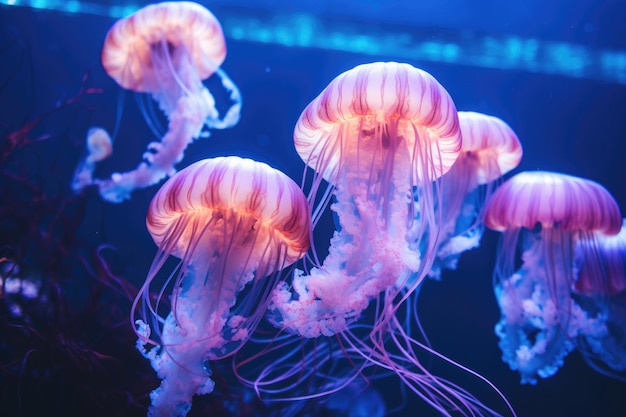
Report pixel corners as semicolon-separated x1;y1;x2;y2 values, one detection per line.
71;127;113;191
85;126;114;162
574;219;626;379
483;171;622;384
73;1;242;202
133;156;310;417
428;111;522;279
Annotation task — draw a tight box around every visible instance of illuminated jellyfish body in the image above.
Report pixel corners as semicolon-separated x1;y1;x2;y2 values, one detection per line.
574;219;626;380
483;171;622;384
255;62;510;415
271;61;461;338
133;156;310;417
73;1;241;203
428;111;522;280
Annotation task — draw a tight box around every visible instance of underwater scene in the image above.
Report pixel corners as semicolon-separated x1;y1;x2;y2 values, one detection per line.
0;1;625;416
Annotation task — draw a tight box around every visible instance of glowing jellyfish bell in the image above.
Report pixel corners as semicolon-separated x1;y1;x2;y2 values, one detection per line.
483;170;621;384
133;156;310;417
102;1;229;113
271;61;461;338
429;111;522;279
74;1;242;203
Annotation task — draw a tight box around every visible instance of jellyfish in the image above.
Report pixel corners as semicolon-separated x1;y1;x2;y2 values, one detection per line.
269;61;461;337
249;62;512;415
483;170;622;384
71;127;113;191
574;219;626;380
132;156;310;417
428;111;522;280
73;1;242;203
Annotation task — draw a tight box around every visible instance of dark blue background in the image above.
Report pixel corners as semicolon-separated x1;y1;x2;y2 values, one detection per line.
1;1;625;416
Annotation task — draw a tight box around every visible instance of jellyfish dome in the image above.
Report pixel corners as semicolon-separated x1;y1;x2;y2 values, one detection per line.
271;61;461;338
73;1;242;202
429;111;522;279
484;170;621;384
133;156;310;417
574;219;626;379
101;1;226;96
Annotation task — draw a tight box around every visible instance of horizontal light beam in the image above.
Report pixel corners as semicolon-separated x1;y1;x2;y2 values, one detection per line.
2;0;625;84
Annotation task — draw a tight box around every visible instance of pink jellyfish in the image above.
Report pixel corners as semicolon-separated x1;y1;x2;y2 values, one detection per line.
483;170;622;384
271;61;461;338
245;62;512;415
574;219;626;380
133;156;310;416
429;111;522;279
73;1;241;202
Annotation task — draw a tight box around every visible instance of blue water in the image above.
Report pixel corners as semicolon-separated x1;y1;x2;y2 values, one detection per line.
0;1;624;416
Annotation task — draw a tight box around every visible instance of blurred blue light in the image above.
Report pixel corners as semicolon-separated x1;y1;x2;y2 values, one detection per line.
2;1;625;84
1;0;139;17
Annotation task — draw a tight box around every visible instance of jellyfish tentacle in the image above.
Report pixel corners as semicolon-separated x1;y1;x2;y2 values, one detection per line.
136;91;168;139
203;67;242;130
494;235;575;385
96;95;207;202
